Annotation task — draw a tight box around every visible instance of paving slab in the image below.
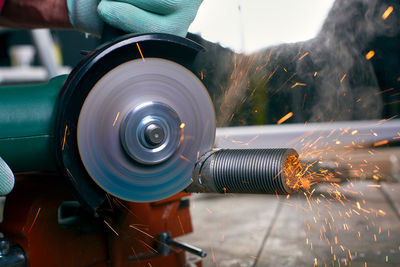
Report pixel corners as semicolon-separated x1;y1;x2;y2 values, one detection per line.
381;183;400;219
179;194;280;267
183;181;400;267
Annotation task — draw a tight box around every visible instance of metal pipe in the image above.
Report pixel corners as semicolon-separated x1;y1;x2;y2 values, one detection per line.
186;148;299;194
215;120;400;149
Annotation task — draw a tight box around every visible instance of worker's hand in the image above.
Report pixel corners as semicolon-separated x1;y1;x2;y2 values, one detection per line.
67;0;203;37
0;157;14;196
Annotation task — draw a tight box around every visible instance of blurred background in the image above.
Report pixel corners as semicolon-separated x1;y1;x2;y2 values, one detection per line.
2;0;399;127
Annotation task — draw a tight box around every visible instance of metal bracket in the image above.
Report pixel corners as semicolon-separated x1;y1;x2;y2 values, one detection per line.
157;232;207;258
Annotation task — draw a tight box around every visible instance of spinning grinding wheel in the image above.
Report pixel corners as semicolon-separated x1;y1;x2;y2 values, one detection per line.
77;58;215;202
55;33;216;214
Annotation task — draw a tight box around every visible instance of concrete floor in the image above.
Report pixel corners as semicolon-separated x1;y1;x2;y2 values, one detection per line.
180;181;400;267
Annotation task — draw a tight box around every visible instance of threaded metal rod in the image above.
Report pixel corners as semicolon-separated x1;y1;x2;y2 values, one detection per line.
185;149;298;195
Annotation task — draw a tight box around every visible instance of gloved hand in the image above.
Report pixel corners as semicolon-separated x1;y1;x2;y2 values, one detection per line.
0;156;14;196
67;0;203;37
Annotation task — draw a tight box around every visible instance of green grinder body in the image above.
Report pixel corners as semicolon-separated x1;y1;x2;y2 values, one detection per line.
0;75;68;172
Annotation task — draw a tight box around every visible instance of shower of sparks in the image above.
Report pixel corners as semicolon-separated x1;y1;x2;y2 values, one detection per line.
120;26;400;267
277;122;400;266
277;112;293;124
365;50;375;60
382;6;394;20
136;43;145;62
285;154;313;191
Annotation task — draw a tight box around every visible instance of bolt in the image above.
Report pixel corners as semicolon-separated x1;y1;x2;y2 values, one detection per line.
144;124;165;146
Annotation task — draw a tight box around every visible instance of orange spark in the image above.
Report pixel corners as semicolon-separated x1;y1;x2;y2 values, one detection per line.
302;94;307;109
272;72;297;96
179;155;191;163
384;100;400;105
28;208;41;233
373;140;389;147
137;239;158;254
365;51;375;60
136;43;145;62
104;220;119;236
291;82;307;89
66;168;77;184
382;6;394;20
277;112;293;124
62;125;68;150
243;135;259;146
351;130;358;135
113;112;120;127
129;225;154;239
177;215;185;235
376;88;394;95
298;52;309;61
340;74;347;83
376;114;399;126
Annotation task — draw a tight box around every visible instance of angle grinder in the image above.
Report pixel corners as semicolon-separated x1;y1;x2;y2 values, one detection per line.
0;33;300;216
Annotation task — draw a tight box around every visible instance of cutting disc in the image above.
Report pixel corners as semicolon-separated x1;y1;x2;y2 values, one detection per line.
77;58;215;202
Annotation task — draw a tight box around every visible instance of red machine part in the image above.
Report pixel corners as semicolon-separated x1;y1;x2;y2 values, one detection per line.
0;174;201;267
